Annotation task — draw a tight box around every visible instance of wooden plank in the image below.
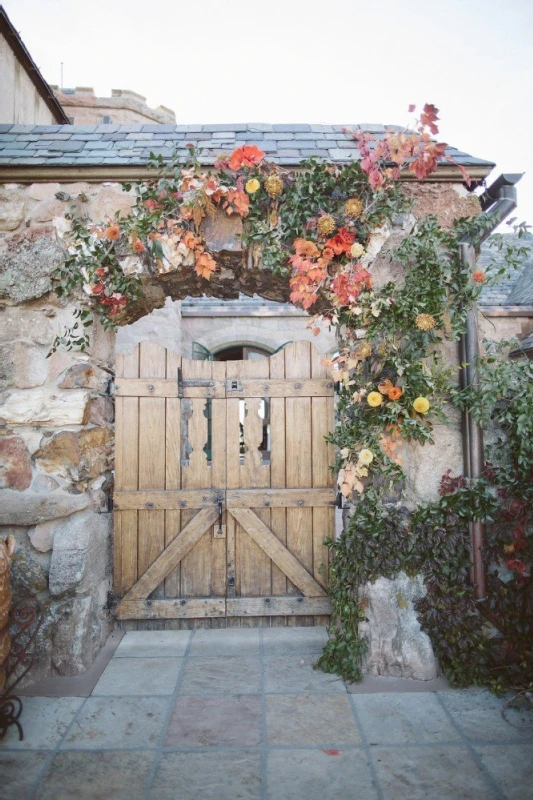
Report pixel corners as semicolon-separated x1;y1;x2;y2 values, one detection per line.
226;489;335;508
210;362;227;597
114;490;219;510
225;378;334;398
165;350;181;598
311;345;335;617
116;597;226;620
137;343;168;603
285;342;314;625
114;347;140;595
227;597;331;617
269;348;287;609
180;359;225;599
229;508;326;597
123;507;219;601
114;378;225;398
225;395;240;603
227;357;271;620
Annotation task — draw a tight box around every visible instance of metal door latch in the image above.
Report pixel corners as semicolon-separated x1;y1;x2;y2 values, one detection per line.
227;379;243;392
214;493;226;538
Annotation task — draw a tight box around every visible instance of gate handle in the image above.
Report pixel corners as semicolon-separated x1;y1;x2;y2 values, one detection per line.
216;493;224;535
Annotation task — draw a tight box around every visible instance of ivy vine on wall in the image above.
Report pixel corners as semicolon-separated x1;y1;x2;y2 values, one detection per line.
50;105;532;692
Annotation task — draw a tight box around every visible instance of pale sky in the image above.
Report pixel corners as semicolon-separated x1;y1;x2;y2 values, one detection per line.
5;0;533;227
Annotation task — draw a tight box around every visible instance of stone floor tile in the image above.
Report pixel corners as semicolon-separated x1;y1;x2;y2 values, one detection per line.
113;630;191;658
188;627;260;656
178;655;261;695
267;748;377;800
266;694;360;745
92;656;182;695
475;744;533;799
262;626;328;654
438;689;533;742
353;692;460;744
166;695;262;746
33;751;154;800
264;654;345;693
151;750;261;799
373;745;497;799
61;695;169;748
0;696;84;749
0;751;49;800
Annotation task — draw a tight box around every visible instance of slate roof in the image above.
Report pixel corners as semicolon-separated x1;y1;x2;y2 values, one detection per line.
479;234;533;307
0;123;495;169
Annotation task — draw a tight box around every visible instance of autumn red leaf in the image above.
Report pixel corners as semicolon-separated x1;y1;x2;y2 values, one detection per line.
194;250;217;280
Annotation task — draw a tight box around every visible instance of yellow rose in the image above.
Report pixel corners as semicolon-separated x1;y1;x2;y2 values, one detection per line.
358;448;374;466
245;178;260;194
350;242;366;260
413;396;430;414
367;391;383;408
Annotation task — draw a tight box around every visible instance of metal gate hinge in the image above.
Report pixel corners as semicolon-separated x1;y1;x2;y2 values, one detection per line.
177;367;215;398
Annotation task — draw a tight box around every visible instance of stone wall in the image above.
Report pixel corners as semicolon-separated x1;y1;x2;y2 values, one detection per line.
0;176;488;683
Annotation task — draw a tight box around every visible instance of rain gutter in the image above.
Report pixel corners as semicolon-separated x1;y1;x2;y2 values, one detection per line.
459;173;523;600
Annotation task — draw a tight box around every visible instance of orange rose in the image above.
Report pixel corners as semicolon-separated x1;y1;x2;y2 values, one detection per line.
388;387;403;401
106;225;120;241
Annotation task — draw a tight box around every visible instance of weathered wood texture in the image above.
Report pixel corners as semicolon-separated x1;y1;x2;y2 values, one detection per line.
114;342;334;626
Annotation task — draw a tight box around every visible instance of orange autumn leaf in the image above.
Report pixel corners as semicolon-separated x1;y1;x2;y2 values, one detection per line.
194;251;217;280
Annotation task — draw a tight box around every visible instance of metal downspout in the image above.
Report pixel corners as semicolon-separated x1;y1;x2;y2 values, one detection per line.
459;173;522;600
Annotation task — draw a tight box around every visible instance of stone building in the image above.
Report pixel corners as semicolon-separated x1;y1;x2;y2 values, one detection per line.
0;121;517;683
50;87;176;126
0;6;68;125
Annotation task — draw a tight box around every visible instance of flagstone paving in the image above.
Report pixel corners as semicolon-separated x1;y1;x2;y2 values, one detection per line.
1;627;532;799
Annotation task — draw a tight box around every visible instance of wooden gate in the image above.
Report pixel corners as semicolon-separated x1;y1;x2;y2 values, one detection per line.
113;341;335;626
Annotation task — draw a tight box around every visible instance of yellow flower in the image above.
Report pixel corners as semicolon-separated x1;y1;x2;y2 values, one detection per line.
265;175;283;197
317;215;336;236
358;448;374;466
413;396;430;414
358;343;372;359
350;242;366;260
345;198;363;218
245;178;260;194
367;391;383;407
415;313;436;332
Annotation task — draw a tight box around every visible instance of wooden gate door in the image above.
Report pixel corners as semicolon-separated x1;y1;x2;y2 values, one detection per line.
113;341;335;626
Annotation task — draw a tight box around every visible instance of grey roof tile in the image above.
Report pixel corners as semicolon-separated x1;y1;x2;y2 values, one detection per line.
0;123;495;171
479;234;533;307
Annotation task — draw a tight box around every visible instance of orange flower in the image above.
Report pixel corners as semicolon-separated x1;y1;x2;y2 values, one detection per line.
388;387;403;401
293;238;320;258
132;238;145;254
227;145;265;170
106;225;120;241
326;227;355;255
472;270;486;283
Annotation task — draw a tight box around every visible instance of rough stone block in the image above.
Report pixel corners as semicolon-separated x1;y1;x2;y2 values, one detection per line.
0;436;32;490
0;389;89;426
360;571;439;680
28;519;55;552
35;428;112;482
0;340;48;389
51;594;101;674
0;229;63;303
0;489;91;526
57;363;110;392
48;509;111;596
0;190;24;231
200;209;243;253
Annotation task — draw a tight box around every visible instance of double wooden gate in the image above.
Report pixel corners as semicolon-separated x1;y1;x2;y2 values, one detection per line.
113;340;335;626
